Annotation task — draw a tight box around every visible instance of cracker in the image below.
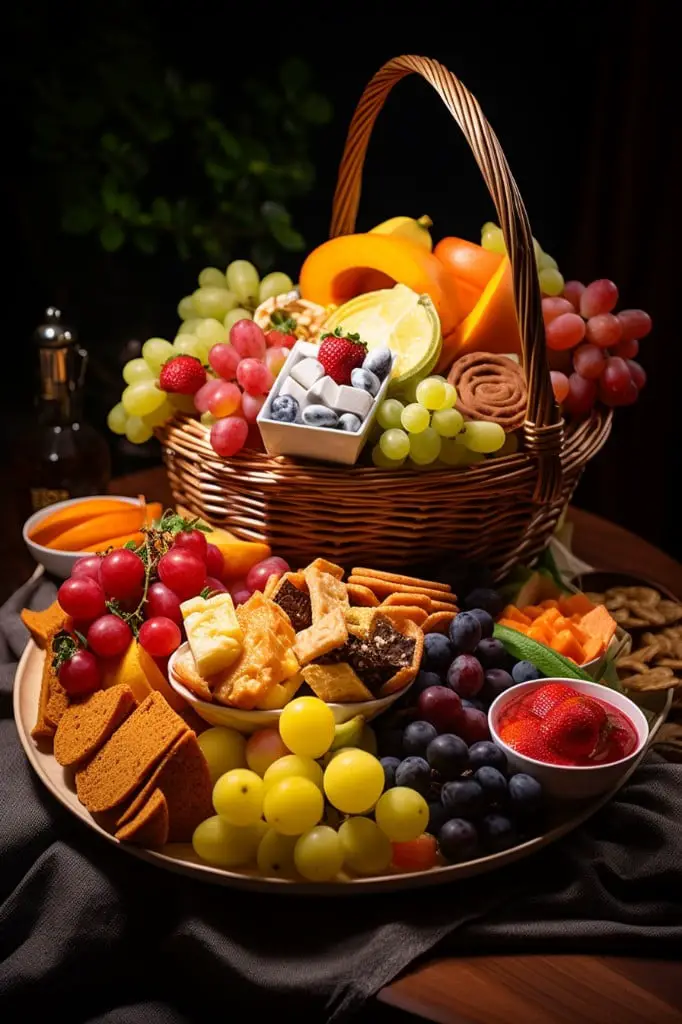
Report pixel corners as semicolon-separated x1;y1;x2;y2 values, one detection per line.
305;566;349;620
115;788;169;847
422;610;458;635
658;600;682;625
22;601;70;649
351;568;452;593
379;605;428;627
348;575;457;604
54;684;137;767
171;648;213;702
382;593;432;610
345;606;377;638
269;571;307;600
302;663;373;703
622;666;675;691
378;618;424;697
305;557;345;580
215;629;297;710
346;584;380;607
657;658;682;670
293;607;348;666
256;672;303;710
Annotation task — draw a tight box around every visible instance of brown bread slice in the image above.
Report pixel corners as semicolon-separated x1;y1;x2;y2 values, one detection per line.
32;651;58;740
75;692;187;813
115;788;169;847
44;675;70;729
54;684;137;767
115;730;212;842
21;601;69;649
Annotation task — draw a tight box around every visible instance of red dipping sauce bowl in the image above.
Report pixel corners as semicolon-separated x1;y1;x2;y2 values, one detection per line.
489;679;649;800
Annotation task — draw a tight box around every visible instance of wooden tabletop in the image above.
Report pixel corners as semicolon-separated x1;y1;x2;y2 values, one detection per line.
8;466;682;1022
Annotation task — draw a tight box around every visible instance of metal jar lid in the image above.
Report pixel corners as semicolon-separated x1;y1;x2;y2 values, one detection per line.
33;307;76;350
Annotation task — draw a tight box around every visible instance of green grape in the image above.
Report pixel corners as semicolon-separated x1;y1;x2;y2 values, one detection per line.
142;338;175;374
124;416;153;444
122;381;167;417
371;443;405;469
323;749;384;814
376;398;404;430
169;393;197;414
461;421;506;453
294;826;344;882
200;411;217;428
107;403;128;435
379;428;410;461
177;295;197;321
195;318;227;351
142;397;174;429
192;815;265;868
226;260;260;307
178;318;203;335
409;426;442;465
213;768;264;826
416;377;447;411
431;408;464;438
263;777;323;836
259;271;294;304
400;403;430;434
193;287;239;320
439;438;469;466
532;238;543;262
198;267;228;288
123;358;155;385
482;227;506;254
442;382;457;409
374;787;429;842
481;220;498;235
198;726;247;785
263;754;324;792
539;268;565;296
257;829;299;878
338;817;392;875
173;334;204;360
279;697;335;759
538;251;558;271
224;308;253;331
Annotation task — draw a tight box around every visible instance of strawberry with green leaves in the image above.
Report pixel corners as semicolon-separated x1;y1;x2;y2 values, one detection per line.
318;327;367;385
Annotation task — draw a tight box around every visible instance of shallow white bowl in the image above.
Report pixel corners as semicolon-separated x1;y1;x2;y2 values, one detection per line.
23;495;143;579
488;678;649;800
168;642;412;734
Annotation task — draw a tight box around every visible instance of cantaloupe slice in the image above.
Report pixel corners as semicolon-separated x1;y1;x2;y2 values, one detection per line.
558;593;596;618
550;629;585;664
438;257;522;370
501;605;532;626
579;606;618;651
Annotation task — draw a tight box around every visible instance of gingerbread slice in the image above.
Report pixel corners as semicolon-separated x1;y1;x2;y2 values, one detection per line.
54;684;137;767
115;789;169;847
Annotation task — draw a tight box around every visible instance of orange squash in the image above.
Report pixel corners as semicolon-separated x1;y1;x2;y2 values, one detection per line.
299;234;463;338
29;498;138;547
434;237;503;320
45;503;162;551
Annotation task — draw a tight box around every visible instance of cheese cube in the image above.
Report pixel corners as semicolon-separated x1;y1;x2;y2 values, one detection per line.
334;385;373;419
181;594;243;677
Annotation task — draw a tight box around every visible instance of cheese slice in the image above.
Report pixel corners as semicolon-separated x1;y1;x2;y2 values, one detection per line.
181;594;243;677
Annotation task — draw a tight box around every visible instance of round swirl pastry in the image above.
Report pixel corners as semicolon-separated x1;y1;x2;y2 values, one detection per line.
447;352;527;432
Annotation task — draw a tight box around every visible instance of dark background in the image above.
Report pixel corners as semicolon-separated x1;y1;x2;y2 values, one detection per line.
2;1;679;558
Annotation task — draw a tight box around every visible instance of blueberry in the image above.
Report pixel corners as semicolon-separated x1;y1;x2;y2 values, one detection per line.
468;741;508;773
448;611;482;653
302;404;339;428
395;756;432;796
512;660;544;684
475;638;508;670
479;813;516;851
350;367;380;396
508;773;543;815
270;394;299;423
376;728;404;759
337;412;363;432
427;800;451;837
441;778;484;818
461;697;487;712
474;766;508;807
484;668;515;700
467;607;494;639
422;633;455;673
447;654;484;698
403;720;438;758
439;818;479;862
380;756;401;790
464;588;504;618
426;734;469;780
363;346;392;381
413;670;443;696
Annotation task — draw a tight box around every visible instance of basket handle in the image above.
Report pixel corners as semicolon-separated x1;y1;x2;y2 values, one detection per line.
330;55;563;503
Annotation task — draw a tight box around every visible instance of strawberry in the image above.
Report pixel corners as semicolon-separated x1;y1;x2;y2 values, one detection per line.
540;696;607;760
266;312;297;350
265;330;296;350
525;682;575;719
318;327;367;385
500;719;558;762
159;356;207;395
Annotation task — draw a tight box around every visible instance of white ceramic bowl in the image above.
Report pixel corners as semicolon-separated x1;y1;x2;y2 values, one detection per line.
168;642;412;734
23;495;142;579
488;678;649;800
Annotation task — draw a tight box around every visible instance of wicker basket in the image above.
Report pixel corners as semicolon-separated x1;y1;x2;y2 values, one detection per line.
159;55;612;578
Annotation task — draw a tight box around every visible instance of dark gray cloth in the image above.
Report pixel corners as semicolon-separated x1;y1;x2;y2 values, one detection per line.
1;574;681;1024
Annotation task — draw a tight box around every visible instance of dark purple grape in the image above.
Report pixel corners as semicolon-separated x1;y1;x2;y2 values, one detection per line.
461;697;487;713
475;638;508;670
479;813;516;851
426;733;469;779
421;633;454;673
467;607;494;638
459;707;490;745
474;766;508;807
447;654;484;697
484;668;515;700
448;612;482;653
380;756;401;790
427;800;451;837
512;660;544;684
395;756;431;796
413;670;442;694
439;818;479;862
508;773;543;815
468;741;507;773
441;778;484;817
403;720;438;758
463;588;504;618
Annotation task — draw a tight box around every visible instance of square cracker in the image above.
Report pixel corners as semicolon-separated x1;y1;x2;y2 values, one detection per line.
265;570;307;600
304;566;349;621
172;648;214;702
293;607;348;666
302;663;373;703
345;606;377;638
378;617;424;697
305;557;345;580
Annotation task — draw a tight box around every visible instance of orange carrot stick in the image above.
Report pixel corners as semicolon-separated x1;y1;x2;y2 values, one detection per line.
46;503;162;551
29;499;137;547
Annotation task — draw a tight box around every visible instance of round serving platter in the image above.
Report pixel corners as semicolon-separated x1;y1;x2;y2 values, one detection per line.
14;638;673;895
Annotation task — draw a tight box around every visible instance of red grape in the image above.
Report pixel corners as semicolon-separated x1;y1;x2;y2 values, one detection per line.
210;416;249;457
550;371;569;403
627;359;647;390
145;582;182;624
617;309;652;341
562;280;585;310
138;616;182;657
87;614;132;658
585;313;622;348
236;359;274;396
458;707;490;744
417;686;465;733
174;528;208;561
230;320;267;360
205;542;224;578
613;337;639;360
573;343;606;380
207;381;241;417
601;356;631;394
580;279;618;318
58;577;107;621
246;556;291;593
541;296;574;325
230;579;252;605
59;650;101;696
100;549;145;601
563;373;597;418
205;576;228;593
208;343;241;380
599;377;638;407
71;555;102;583
157;549;206;600
194;379;224;414
545;313;586;351
241;393;267;424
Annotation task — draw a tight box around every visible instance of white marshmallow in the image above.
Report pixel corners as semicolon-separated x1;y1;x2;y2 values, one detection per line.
279;376;309;409
307;375;340;408
290;357;325;389
334;385;373;419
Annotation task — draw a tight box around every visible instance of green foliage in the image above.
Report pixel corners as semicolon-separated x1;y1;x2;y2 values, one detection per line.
29;29;331;268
